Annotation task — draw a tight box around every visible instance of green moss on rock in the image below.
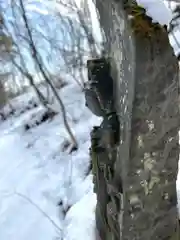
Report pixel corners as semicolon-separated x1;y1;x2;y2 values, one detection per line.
124;1;167;38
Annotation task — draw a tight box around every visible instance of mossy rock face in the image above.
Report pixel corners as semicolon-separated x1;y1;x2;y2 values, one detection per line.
94;0;179;239
170;224;180;240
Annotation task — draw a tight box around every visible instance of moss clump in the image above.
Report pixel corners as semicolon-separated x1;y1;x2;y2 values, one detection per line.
124;1;166;38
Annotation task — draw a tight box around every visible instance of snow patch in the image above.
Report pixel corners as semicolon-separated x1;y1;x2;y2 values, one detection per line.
136;0;172;26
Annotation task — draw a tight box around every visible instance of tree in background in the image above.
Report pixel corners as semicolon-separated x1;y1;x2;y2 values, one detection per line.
0;11;12;109
1;0;103;150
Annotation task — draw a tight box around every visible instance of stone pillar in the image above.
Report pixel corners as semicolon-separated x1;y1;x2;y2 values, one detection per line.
94;1;180;239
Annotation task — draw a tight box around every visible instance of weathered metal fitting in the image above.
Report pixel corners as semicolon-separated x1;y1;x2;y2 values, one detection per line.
107;182;119;196
91;126;101;140
107;180;123;196
84;84;104;117
100;113;120;146
107;201;118;218
129;194;143;213
93;177;98;193
85;57;115;116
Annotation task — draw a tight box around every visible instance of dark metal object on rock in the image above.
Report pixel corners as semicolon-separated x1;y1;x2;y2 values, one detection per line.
84;58;115;117
85;57;122;240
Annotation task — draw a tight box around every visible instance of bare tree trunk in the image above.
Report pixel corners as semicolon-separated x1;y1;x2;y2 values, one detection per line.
18;0;78;149
11;58;49;108
0;80;7;109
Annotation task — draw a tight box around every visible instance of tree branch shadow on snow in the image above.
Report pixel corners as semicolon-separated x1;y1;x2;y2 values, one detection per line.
14;191;63;238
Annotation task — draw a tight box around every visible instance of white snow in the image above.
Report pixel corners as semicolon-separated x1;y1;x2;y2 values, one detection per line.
0;77;180;240
168;30;180;56
0;83;101;240
136;0;173;26
26;5;49;15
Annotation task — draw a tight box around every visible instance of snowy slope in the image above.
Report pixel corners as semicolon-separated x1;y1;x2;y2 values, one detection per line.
0;83;101;240
0;81;180;240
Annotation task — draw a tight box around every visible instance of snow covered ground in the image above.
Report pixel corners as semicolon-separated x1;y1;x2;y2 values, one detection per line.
0;77;180;240
0;83;101;240
0;80;179;240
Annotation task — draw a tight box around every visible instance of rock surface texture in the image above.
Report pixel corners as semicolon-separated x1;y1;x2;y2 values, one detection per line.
89;1;180;239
